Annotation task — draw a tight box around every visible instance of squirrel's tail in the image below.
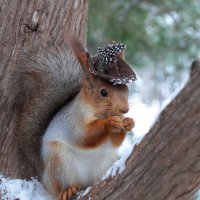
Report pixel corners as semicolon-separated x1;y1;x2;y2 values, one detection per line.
7;44;83;177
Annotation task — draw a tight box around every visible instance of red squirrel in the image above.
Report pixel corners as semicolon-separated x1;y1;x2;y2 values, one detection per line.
11;38;136;200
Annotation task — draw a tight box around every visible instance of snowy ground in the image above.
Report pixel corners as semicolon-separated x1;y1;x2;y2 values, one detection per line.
0;75;188;200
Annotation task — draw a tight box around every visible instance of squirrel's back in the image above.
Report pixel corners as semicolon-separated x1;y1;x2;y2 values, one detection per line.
8;44;83;177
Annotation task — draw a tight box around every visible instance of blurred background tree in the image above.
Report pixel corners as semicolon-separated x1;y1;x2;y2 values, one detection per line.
88;0;200;105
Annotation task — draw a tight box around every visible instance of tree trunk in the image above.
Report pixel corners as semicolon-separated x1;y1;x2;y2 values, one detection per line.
79;62;200;200
0;0;88;179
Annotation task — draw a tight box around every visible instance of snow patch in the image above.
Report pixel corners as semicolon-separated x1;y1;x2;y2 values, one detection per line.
77;187;91;199
0;175;52;200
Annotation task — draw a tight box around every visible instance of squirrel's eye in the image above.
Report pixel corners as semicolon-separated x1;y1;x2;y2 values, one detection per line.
100;88;108;97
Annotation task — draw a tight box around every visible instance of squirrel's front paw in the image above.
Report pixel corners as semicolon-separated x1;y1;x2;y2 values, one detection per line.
105;116;125;133
123;117;135;132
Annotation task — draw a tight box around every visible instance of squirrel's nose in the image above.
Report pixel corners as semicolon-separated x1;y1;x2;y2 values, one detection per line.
119;106;129;114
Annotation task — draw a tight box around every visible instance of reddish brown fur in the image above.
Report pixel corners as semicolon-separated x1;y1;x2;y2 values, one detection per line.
81;119;109;148
110;132;126;147
53;179;62;198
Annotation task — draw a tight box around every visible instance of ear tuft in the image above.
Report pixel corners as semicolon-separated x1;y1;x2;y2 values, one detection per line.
69;37;88;68
68;36;95;89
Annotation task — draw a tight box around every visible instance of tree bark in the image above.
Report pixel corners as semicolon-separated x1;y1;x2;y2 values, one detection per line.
0;0;88;179
79;62;200;200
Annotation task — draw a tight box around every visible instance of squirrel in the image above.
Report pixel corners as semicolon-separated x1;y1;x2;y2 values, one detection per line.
9;38;136;200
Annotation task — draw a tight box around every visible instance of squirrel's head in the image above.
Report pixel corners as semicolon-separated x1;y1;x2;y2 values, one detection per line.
69;37;136;118
81;77;129;118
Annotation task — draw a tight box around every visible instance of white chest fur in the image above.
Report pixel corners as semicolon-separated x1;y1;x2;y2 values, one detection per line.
42;136;117;191
51;141;117;187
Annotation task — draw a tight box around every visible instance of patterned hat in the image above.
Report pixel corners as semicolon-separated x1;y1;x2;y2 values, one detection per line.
90;43;136;85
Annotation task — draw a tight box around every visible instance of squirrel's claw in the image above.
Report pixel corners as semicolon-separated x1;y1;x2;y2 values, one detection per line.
58;185;80;200
123;117;135;132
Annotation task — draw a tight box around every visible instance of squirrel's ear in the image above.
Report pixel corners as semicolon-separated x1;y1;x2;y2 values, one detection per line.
69;37;88;67
69;37;94;89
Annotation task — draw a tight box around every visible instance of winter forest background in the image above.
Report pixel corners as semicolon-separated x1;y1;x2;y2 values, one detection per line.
88;0;200;199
